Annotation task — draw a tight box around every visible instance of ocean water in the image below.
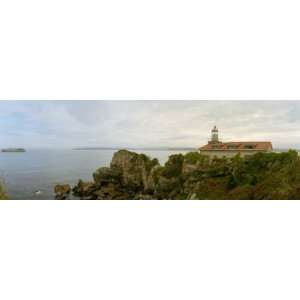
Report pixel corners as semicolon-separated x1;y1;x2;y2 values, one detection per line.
0;149;190;200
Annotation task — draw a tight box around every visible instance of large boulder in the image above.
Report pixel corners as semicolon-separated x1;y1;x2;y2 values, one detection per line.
54;184;71;200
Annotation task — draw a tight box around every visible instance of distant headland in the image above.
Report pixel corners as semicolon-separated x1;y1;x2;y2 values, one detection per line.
1;148;26;153
73;147;197;151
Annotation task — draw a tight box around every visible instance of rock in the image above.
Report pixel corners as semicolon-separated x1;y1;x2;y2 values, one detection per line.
186;193;198;200
54;184;71;199
93;167;121;187
94;183;128;199
154;176;182;199
72;180;96;199
133;194;155;200
110;150;159;192
68;150;161;199
143;165;161;193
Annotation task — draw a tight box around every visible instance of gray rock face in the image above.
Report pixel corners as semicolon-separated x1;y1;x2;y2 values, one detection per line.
61;150;162;199
55;150;189;199
110;150;159;192
144;165;161;193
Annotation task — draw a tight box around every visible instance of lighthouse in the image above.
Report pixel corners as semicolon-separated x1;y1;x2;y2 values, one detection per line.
200;126;273;157
210;125;219;143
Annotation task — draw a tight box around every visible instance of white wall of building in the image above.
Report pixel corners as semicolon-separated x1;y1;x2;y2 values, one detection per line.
200;150;270;158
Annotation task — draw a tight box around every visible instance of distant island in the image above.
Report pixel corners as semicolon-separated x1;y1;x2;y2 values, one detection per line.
1;148;26;153
73;147;197;151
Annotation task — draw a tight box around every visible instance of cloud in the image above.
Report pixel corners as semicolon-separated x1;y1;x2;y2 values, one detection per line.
0;100;299;149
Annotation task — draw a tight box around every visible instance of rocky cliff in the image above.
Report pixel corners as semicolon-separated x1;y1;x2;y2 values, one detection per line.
54;149;300;200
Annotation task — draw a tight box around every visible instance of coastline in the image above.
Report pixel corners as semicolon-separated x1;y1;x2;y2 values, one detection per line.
55;149;300;200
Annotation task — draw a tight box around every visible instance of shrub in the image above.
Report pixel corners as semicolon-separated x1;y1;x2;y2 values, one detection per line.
162;154;184;178
184;152;203;164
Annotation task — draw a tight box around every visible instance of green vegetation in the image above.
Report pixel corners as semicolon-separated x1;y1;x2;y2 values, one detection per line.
180;150;300;199
153;150;300;199
0;182;8;199
184;152;202;164
162;154;184;178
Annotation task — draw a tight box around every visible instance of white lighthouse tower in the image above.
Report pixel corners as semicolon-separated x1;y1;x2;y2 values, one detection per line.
210;125;220;144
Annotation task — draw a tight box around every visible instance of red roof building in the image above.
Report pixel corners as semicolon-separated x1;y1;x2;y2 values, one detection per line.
199;126;273;157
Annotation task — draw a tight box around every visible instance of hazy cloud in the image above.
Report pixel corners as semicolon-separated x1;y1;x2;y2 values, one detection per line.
0;100;299;149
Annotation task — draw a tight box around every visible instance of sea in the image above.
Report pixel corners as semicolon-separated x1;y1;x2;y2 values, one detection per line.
0;149;191;200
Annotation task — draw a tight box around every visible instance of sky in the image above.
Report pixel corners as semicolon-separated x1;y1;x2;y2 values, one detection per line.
0;100;300;149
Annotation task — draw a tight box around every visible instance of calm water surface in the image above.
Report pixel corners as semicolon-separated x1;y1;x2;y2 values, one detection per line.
0;149;189;199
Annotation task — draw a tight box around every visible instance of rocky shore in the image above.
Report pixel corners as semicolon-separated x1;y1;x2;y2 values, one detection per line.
54;149;300;200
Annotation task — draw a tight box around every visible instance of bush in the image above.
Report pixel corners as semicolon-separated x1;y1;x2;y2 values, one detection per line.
184;152;203;164
162;154;184;178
